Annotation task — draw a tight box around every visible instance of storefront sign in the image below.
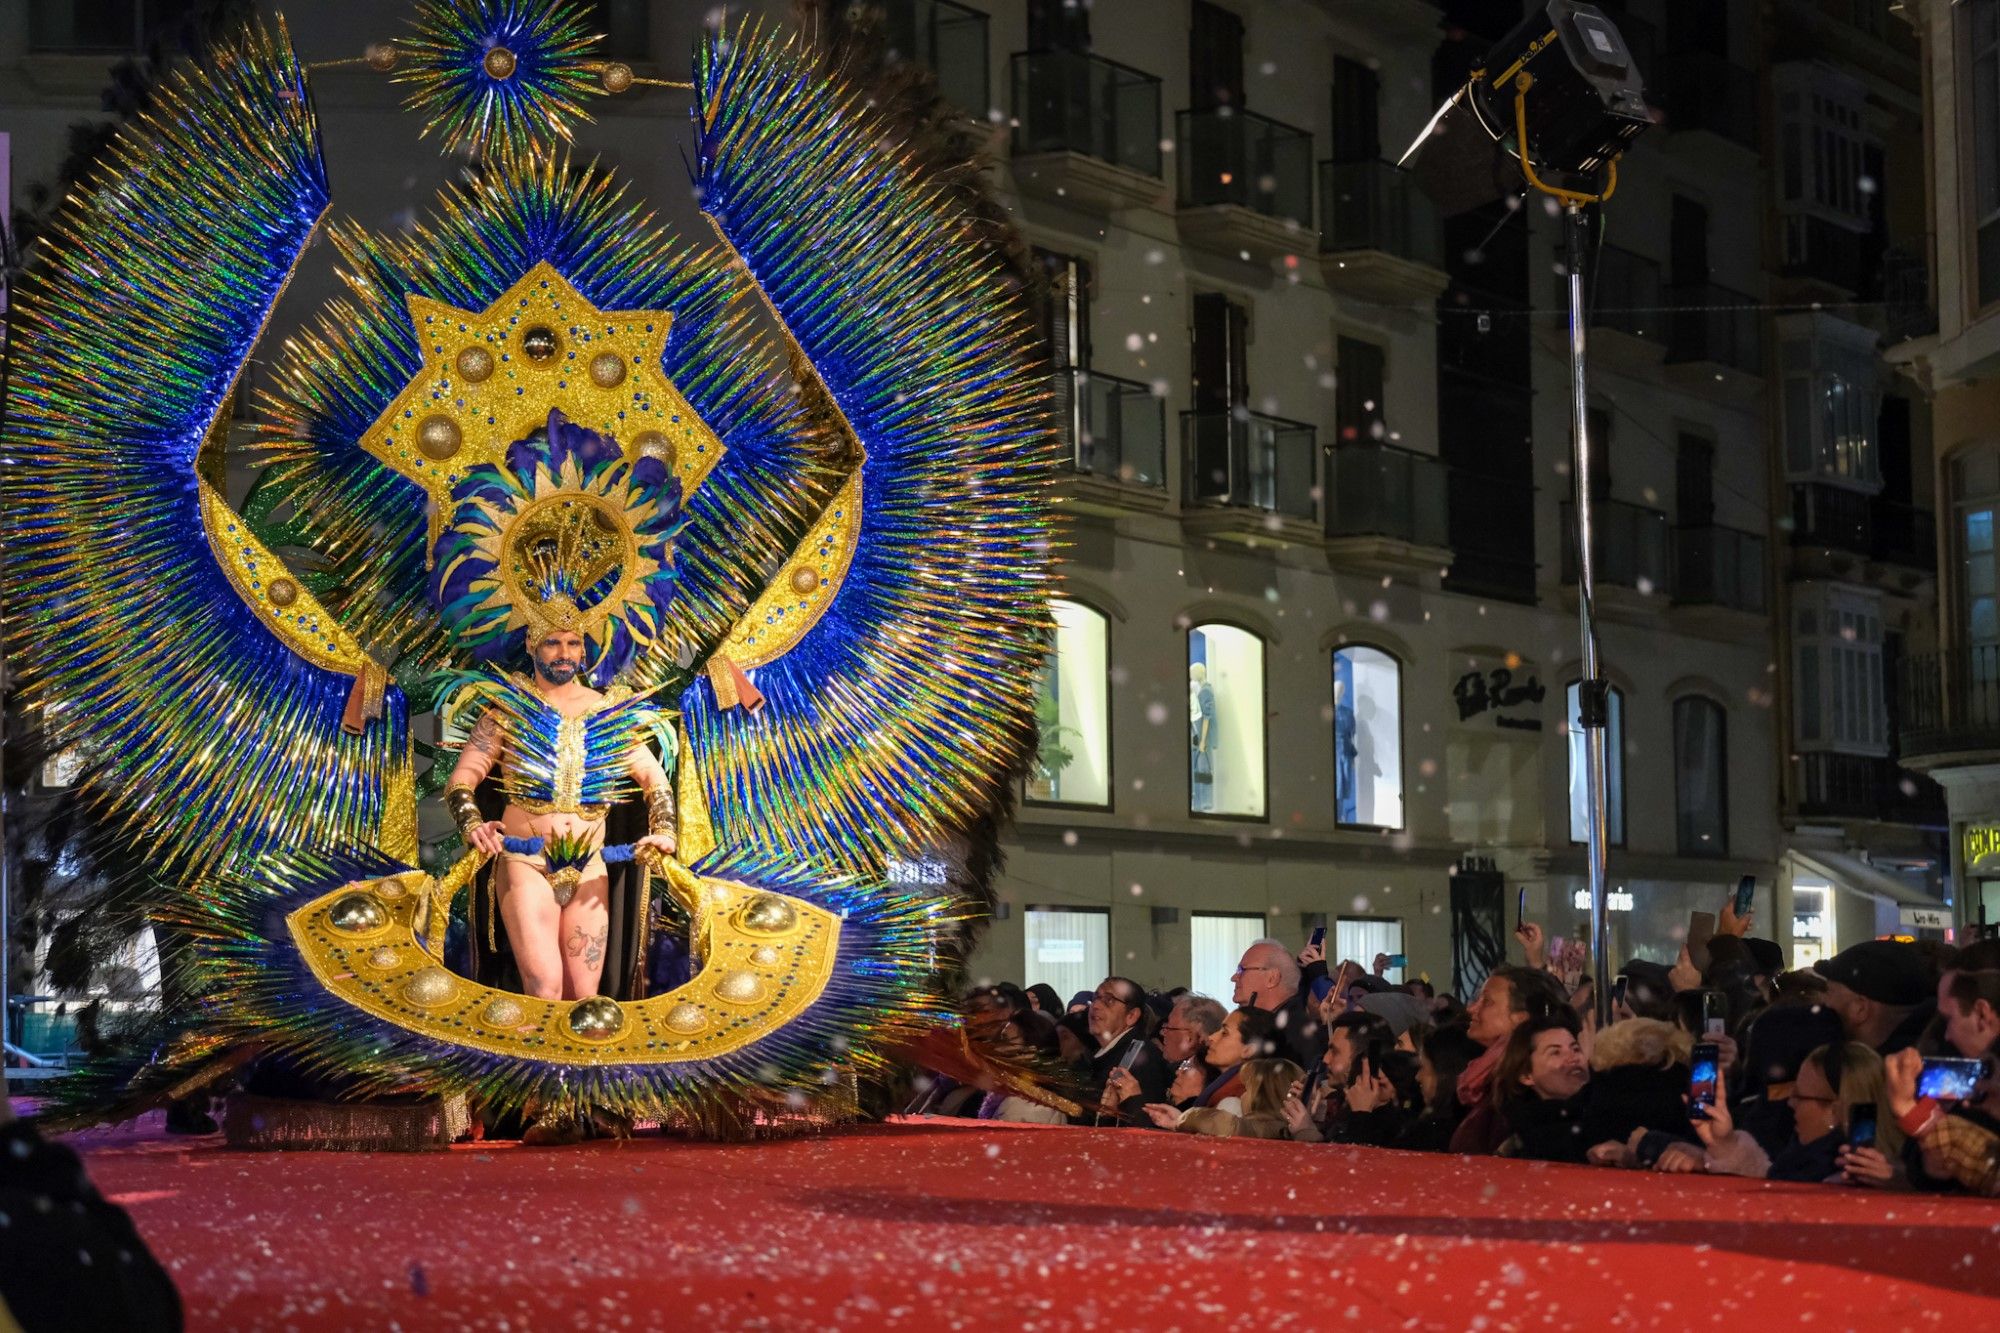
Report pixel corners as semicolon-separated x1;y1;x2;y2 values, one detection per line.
1900;906;1951;930
1572;888;1634;912
1451;656;1546;732
1964;823;2000;875
1036;940;1085;964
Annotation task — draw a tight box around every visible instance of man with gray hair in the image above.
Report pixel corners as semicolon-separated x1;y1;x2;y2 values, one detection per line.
1233;937;1327;1068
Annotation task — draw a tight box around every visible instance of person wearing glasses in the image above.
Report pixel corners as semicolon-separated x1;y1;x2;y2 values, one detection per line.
1231;938;1328;1070
1077;976;1170;1126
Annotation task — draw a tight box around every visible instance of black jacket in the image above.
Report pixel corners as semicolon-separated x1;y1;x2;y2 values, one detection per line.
1581;1063;1694;1146
1500;1090;1595;1163
1072;1028;1169;1126
1270;990;1328;1070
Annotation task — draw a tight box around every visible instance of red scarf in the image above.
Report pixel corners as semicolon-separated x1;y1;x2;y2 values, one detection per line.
1457;1040;1505;1108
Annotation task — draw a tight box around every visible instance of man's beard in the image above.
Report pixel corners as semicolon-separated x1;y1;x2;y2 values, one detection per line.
535;657;584;685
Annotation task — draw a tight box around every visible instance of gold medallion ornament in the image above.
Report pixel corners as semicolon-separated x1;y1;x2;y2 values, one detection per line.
360;262;728;550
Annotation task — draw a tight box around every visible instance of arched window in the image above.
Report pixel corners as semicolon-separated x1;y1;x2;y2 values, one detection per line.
1333;645;1403;829
1028;598;1111;807
1674;696;1728;856
1189;623;1266;818
1566;681;1626;846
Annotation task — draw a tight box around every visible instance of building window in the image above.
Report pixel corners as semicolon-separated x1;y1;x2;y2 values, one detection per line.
1790;880;1834;969
1954;449;2000;660
1191;912;1264;999
1566;681;1626;846
1793;584;1887;752
1336;917;1404;985
1024;906;1109;1000
1777;316;1882;487
1333;645;1403;829
1773;64;1872;226
1968;1;2000;307
1334;336;1387;445
1189;623;1266;818
1028;599;1111;807
1673;697;1728;857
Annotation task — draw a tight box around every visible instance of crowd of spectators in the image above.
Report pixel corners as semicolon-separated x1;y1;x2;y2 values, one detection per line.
928;906;2000;1198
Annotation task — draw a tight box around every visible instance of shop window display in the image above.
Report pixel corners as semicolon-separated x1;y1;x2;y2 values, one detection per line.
1566;681;1626;846
1333;645;1403;828
1028;599;1111;806
1189;624;1266;818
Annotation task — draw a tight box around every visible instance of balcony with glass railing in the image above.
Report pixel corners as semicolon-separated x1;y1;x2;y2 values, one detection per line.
1056;368;1166;495
1326;443;1448;551
1181;409;1318;531
1009;49;1165;211
876;0;990;114
1176;107;1314;260
1673;524;1766;615
1317;159;1447;303
1561;497;1671;596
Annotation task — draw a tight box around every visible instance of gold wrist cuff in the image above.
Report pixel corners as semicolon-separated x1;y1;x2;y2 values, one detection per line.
445;784;482;840
645;782;676;840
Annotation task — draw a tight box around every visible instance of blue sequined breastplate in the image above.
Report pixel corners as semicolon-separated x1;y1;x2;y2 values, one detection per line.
441;672;672;818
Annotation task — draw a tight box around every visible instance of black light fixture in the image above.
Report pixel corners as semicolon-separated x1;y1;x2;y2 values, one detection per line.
1399;1;1651;216
1400;1;1653;1030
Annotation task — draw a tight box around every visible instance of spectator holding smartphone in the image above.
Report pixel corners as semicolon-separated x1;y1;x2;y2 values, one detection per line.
1674;1042;1903;1182
1141;1006;1277;1129
1883;968;2000;1197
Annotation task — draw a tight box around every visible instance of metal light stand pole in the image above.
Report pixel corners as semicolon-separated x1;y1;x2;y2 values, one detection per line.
1562;200;1615;1032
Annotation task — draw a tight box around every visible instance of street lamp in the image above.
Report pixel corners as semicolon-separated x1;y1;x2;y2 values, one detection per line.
1400;1;1652;1028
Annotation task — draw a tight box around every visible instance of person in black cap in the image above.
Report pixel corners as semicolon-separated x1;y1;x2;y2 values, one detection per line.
1813;939;1934;1056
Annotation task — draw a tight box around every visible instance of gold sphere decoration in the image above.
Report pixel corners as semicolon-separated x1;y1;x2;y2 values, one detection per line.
520;325;559;362
739;894;798;935
714;969;765;1004
588;351;627;388
326;892;388;934
370;878;406;900
366;947;400;969
482;46;518;80
664;1002;707;1033
566;996;626;1040
267;577;299;608
402;967;459;1008
750;945;782;968
789;567;820;596
364;42;397;72
416;414;462;461
481;996;527;1029
601;62;635;94
632;430;674;466
456;345;495;382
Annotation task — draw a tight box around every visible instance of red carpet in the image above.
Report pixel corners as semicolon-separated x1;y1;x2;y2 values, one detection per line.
68;1115;2000;1330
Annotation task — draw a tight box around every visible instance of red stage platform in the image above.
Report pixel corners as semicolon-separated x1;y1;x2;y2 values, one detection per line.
70;1116;2000;1329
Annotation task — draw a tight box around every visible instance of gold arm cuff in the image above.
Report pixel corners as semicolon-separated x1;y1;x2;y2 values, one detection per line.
444;784;482;841
646;781;676;839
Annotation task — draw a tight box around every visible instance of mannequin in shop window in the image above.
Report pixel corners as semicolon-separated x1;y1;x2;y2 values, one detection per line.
1191;662;1217;811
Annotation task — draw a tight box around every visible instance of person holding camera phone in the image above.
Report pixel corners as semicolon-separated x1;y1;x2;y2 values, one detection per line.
1667;1042;1904;1182
1883;968;2000;1197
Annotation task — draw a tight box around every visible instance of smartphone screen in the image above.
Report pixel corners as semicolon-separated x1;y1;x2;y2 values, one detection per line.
1309;924;1327;950
1847;1103;1878;1151
1917;1057;1986;1101
1517;886;1527;928
1700;989;1728;1037
1688;1042;1720;1117
1386;953;1408;970
1733;875;1755;918
1686;911;1717;972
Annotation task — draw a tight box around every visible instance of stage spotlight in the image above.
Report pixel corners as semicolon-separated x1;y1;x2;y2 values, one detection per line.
1399;1;1651;216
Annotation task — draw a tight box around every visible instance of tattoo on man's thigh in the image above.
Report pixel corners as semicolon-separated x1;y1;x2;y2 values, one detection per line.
565;925;606;966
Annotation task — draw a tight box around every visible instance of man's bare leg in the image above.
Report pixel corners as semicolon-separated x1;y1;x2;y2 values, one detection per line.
558;872;612;1000
497;862;564;1000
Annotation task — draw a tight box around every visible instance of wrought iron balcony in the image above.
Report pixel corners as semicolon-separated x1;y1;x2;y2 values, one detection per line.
1674;524;1766;614
1011;49;1162;177
1790;481;1874;555
1667;283;1763;376
1561;497;1671;594
1587;246;1665;344
1182;409;1318;522
1872;499;1936;573
1056;368;1165;490
1902;647;2000;760
1660;49;1758;150
1881;248;1938;343
1796;752;1946;825
1780;213;1872;296
1326;443;1447;548
1176;107;1314;230
1318;160;1442;267
876;0;990;113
